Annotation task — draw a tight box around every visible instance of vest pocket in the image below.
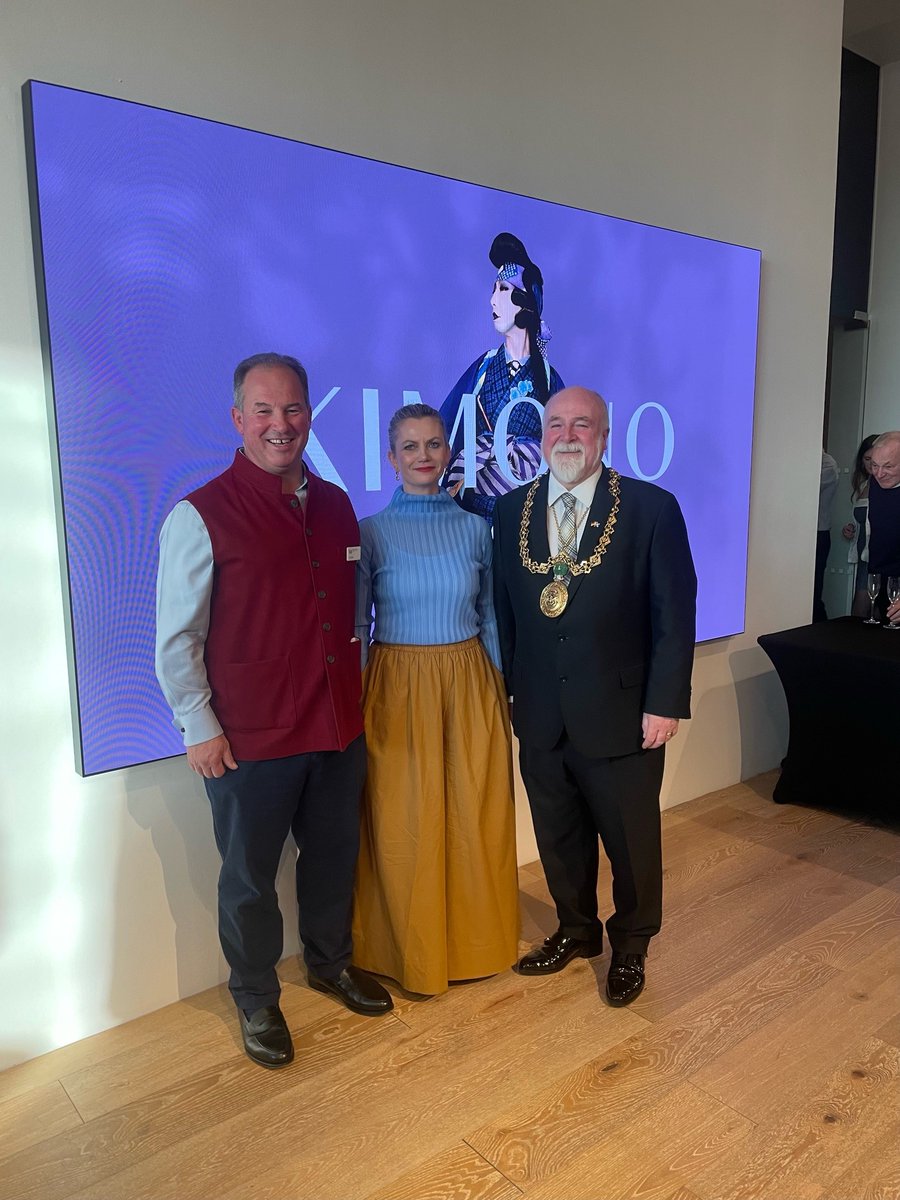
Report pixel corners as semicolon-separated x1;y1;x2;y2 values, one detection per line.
215;657;295;731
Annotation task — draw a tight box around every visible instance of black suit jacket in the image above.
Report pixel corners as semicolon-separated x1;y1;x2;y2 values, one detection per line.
493;471;697;758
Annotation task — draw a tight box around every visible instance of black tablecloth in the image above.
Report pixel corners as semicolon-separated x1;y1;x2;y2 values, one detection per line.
758;617;898;806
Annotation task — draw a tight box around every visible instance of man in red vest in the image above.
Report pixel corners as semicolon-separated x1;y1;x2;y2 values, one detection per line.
156;352;392;1068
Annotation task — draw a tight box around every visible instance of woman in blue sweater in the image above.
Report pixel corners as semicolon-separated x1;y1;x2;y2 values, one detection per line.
352;403;519;994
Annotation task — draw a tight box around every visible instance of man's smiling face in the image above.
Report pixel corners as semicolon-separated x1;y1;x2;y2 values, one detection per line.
542;387;609;487
870;436;900;490
232;364;311;485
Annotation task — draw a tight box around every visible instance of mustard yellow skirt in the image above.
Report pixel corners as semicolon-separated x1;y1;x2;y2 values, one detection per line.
352;637;519;994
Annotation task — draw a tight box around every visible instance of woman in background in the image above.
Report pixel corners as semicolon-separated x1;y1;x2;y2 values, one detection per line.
842;434;879;618
352;403;519;995
440;232;564;522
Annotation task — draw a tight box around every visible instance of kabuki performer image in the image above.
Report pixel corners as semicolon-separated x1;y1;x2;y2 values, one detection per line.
440;232;565;521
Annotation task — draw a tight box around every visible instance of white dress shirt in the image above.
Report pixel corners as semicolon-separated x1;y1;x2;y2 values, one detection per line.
546;465;604;557
155;474;308;746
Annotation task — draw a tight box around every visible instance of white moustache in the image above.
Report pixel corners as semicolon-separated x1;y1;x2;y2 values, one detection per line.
549;441;587;485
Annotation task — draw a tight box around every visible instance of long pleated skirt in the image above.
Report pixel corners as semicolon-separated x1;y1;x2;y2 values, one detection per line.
352;637;520;995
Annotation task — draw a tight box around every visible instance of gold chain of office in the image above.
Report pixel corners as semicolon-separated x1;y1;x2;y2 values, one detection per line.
518;469;621;575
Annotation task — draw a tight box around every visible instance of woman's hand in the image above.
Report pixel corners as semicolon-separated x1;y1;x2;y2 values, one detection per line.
841;521;856;540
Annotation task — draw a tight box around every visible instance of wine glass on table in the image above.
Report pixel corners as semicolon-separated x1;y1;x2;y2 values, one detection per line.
864;572;881;625
885;576;900;629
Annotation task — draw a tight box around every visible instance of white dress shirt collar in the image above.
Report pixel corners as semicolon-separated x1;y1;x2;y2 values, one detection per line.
546;465;605;556
547;464;604;511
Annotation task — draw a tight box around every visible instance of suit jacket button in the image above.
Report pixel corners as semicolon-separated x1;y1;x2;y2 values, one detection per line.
317;589;326;598
326;655;335;664
559;676;567;684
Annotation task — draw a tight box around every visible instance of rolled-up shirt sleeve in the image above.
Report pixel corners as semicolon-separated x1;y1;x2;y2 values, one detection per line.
155;500;223;747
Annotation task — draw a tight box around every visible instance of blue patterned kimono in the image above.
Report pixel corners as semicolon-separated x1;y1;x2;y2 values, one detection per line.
439;348;564;522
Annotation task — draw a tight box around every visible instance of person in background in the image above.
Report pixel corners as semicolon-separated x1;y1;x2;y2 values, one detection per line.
868;431;900;622
352;403;519;995
841;434;878;619
156;352;392;1070
813;448;839;621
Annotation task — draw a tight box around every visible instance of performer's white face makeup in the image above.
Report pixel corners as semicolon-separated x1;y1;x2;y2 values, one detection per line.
388;417;451;494
491;278;522;336
542;388;609;488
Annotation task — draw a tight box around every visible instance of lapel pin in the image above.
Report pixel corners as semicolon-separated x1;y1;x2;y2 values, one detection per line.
590;521;600;528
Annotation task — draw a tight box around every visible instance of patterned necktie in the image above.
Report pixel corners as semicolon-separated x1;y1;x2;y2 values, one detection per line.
558;493;577;561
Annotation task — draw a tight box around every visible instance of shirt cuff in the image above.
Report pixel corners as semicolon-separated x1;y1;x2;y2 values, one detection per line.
174;706;224;747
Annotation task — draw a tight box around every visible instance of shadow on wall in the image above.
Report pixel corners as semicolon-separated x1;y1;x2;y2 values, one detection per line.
115;755;303;1019
666;645;788;804
730;646;788;781
115;757;221;1015
666;677;740;805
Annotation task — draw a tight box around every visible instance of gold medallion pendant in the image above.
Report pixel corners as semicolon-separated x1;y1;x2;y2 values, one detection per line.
540;580;569;618
517;469;622;620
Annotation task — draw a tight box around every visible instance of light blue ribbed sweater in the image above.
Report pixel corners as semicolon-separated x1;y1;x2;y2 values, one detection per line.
355;487;501;670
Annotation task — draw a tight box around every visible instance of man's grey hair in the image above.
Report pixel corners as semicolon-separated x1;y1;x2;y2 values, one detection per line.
873;431;900;449
542;386;609;427
233;353;309;410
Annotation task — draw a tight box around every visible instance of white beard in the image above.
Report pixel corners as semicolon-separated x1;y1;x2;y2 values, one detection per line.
550;443;585;485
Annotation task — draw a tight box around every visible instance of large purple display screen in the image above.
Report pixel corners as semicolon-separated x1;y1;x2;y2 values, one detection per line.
25;81;760;776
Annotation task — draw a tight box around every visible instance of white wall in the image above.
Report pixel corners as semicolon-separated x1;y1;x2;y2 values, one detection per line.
0;0;843;1067
865;59;900;435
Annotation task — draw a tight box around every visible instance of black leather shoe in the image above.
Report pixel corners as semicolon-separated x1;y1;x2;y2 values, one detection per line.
517;929;604;976
605;951;646;1006
238;1005;294;1068
307;965;394;1015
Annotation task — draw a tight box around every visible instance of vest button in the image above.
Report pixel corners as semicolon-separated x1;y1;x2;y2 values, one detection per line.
317;590;326;598
311;559;320;568
326;655;335;664
322;622;331;631
290;497;299;508
306;528;313;536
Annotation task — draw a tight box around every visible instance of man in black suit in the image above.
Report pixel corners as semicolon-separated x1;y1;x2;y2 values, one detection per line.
493;386;696;1005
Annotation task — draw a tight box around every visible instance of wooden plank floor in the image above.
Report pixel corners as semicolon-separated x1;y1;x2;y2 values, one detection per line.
1;771;898;1200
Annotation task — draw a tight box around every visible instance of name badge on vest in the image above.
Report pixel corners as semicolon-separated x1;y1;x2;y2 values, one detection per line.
346;545;361;562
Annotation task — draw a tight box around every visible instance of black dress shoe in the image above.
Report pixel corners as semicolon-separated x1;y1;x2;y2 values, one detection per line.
517;929;604;976
605;951;646;1006
238;1005;294;1068
307;965;394;1015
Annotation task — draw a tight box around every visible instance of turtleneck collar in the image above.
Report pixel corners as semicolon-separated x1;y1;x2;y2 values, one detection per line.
388;485;454;507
